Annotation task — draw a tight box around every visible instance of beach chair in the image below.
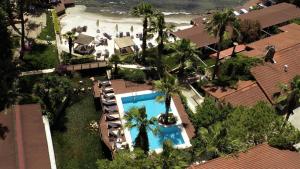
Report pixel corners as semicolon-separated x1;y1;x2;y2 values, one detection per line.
100;80;111;87
106;113;120;121
102;99;116;106
108;121;122;128
120;32;123;37
103;105;118;113
104;93;115;99
126;32;130;37
102;87;114;93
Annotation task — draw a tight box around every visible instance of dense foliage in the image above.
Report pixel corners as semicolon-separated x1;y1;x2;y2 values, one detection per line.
119;68;146;83
34;75;73;128
235;19;261;43
191;100;300;161
0;7;17;110
213;54;262;87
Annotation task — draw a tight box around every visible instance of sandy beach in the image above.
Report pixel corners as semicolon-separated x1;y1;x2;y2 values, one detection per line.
59;5;194;58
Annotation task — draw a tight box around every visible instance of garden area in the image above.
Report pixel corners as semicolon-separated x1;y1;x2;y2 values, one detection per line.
38;11;56;41
52;94;106;169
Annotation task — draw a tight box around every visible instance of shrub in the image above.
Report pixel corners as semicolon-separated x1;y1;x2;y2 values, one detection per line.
119;68;146;83
51;10;60;34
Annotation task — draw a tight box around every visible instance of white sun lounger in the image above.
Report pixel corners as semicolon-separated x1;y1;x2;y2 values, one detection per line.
104;93;115;99
233;11;240;16
103;87;114;93
240;8;248;13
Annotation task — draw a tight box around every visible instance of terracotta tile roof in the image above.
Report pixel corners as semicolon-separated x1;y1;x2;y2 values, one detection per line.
202;81;256;99
251;44;300;104
202;81;270;106
173;95;195;139
54;2;65;15
0;104;51;169
188;144;300;169
238;3;300;29
223;83;270;106
172;25;218;48
210;45;246;60
242;23;300;57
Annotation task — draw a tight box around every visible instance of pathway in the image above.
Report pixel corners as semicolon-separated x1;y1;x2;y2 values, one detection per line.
181;84;204;113
117;64;156;70
20;68;55;76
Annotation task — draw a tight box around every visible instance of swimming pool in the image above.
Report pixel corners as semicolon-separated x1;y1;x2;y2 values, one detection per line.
116;90;191;152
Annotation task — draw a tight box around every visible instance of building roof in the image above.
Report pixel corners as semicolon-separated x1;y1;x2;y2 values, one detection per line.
0;104;51;169
74;33;95;45
238;3;300;29
202;81;270;106
242;23;300;57
210;44;246;59
172;25;218;48
62;0;74;5
189;144;300;169
114;37;135;49
251;43;300;104
54;2;65;15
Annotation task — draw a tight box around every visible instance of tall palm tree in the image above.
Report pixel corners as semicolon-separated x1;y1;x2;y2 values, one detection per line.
109;54;120;77
170;39;199;77
131;2;154;63
275;75;300;122
124;107;157;154
154;74;181;124
160;140;188;169
205;9;239;80
151;12;175;75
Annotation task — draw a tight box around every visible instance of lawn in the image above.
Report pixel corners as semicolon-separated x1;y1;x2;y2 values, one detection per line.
38;11;56;41
23;43;59;71
52;94;106;169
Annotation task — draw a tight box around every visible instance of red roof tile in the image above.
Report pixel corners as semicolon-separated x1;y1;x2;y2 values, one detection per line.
238;3;300;29
251;44;300;103
242;24;300;58
189;144;300;169
210;45;246;59
202;81;270;106
172;25;218;48
0;104;51;169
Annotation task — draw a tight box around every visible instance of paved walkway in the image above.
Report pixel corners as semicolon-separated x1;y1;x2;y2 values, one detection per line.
20;68;55;76
181;84;204;113
118;64;156;70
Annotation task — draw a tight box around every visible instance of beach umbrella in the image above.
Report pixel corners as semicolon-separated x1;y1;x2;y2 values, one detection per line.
96;19;99;27
130;25;134;33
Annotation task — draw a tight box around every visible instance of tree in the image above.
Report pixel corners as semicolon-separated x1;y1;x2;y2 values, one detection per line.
225;102;300;150
18;0;26;60
192;122;228;160
170;39;199;78
131;2;154;63
275;75;300;121
192;97;232;129
97;149;156;169
124;107;157;154
34;75;73;128
0;8;17;110
160;140;189;169
235;19;261;43
151;12;175;74
215;54;262;87
154;74;181;124
63;32;75;56
109;54;121;77
205;9;239;80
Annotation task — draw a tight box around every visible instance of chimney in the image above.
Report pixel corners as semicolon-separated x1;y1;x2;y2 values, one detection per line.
284;64;288;72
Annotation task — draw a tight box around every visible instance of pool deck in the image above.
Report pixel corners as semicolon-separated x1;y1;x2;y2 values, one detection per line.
111;79;195;139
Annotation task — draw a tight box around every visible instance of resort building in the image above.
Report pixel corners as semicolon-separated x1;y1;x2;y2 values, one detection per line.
0;104;56;169
173;3;300;51
53;0;75;16
189;144;300;169
202;81;270;107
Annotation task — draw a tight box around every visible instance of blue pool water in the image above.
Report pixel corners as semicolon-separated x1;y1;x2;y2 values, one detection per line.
121;92;185;150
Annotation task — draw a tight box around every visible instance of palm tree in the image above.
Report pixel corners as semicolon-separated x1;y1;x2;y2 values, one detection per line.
154;74;181;124
195;122;227;160
131;2;154;63
170;39;199;78
109;54;120;77
275;75;300;122
205;9;239;80
124;107;157;154
151;12;175;75
160;140;188;169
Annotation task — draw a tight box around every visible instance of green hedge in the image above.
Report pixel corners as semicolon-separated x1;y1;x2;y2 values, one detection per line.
38;11;56;40
51;10;60;34
119;68;146;83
